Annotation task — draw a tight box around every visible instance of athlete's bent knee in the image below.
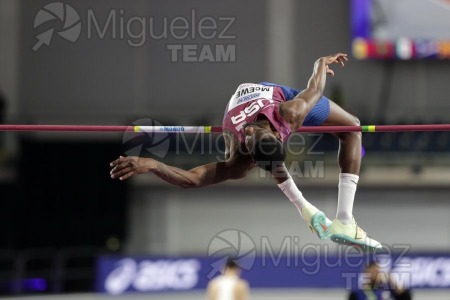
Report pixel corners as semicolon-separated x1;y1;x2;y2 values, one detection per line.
339;116;361;142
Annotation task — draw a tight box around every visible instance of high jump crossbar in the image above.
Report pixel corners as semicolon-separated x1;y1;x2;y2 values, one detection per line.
1;124;450;133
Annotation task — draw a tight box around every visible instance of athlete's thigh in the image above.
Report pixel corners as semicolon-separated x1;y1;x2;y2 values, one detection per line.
322;100;360;127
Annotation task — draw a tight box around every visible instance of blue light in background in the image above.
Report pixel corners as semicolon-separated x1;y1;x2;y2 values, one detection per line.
24;278;47;291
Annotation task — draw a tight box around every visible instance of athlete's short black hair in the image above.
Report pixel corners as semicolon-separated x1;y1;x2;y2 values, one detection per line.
226;259;239;269
251;136;286;172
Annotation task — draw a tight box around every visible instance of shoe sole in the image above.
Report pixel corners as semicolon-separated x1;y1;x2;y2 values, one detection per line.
311;212;331;240
330;234;382;252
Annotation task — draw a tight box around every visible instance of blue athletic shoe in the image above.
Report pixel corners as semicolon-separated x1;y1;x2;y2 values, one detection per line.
301;205;332;240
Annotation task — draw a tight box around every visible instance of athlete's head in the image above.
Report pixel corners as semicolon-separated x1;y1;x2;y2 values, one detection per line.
224;258;241;275
363;262;382;288
244;119;286;171
226;259;239;270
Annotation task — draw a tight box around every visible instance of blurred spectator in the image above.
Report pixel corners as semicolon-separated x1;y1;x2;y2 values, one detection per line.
206;259;250;300
348;262;412;300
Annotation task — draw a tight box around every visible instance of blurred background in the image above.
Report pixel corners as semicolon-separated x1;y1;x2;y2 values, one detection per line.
0;0;449;299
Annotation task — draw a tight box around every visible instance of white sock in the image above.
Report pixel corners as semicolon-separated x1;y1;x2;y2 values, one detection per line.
277;177;318;220
336;173;359;224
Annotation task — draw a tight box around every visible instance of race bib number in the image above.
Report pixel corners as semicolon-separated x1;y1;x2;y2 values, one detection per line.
227;83;274;112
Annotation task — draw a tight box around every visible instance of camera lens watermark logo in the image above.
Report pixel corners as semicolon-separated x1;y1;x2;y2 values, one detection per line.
207;229;256;279
122;119;171;159
31;5;236;62
33;2;81;51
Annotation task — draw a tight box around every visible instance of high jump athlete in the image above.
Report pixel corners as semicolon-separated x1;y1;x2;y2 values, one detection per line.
110;53;382;251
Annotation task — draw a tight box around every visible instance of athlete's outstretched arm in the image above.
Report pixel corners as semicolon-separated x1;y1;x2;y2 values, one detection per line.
110;155;253;188
280;53;347;130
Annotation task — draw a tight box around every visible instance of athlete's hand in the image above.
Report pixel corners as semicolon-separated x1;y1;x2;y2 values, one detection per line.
110;156;156;180
321;53;348;76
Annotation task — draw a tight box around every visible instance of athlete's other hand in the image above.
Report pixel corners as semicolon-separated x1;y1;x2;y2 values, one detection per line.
110;156;156;180
321;53;348;76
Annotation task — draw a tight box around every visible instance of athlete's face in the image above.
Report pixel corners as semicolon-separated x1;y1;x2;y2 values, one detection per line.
244;124;279;153
365;264;381;284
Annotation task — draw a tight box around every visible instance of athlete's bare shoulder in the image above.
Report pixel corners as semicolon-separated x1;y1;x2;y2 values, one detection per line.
236;279;249;290
234;279;250;300
278;100;306;131
206;278;218;300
